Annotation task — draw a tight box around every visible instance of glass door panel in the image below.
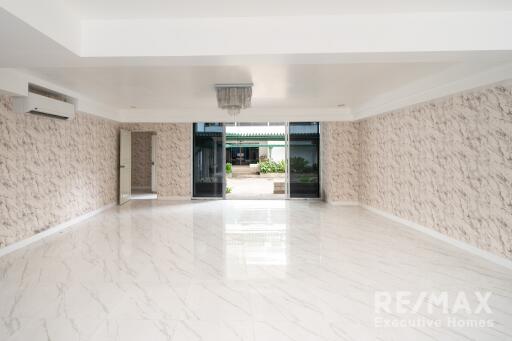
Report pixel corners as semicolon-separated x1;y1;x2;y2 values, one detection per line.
288;122;320;198
193;123;225;197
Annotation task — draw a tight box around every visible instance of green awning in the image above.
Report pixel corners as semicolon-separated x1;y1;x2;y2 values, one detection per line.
226;144;286;148
226;132;285;141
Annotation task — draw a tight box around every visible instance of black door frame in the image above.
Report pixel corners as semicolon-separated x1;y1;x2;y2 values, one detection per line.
192;122;321;200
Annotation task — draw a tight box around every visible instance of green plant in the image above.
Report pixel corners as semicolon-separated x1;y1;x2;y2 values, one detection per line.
258;160;286;173
258;161;273;173
290;157;309;173
225;162;232;174
226;186;232;194
276;160;286;173
298;175;314;183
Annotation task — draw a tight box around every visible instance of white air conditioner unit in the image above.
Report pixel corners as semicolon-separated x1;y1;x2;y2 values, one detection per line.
14;91;75;119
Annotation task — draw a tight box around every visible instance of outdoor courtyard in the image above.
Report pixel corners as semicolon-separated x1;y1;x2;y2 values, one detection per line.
226;165;285;199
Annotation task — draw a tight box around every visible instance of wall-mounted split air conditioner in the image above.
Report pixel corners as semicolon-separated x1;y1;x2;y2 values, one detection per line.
14;85;75;119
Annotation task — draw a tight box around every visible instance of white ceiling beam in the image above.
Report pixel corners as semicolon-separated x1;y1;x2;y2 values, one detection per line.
82;12;512;57
0;68;119;120
0;68;28;96
0;0;81;54
118;107;353;123
352;62;512;119
2;7;512;62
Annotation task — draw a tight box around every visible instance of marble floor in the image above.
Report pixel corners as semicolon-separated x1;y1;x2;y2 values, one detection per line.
1;200;511;341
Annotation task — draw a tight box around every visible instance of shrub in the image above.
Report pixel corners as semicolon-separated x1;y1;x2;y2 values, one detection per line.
226;186;232;194
290;157;309;173
276;160;286;173
258;161;273;173
225;162;232;174
258;160;286;173
298;175;314;183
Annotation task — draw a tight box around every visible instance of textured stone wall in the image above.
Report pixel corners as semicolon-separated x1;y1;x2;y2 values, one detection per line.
0;96;119;248
321;122;360;203
131;131;153;190
322;84;512;258
122;123;192;198
358;84;512;259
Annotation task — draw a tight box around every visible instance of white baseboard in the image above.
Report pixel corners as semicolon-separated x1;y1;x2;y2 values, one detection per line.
158;196;191;201
327;200;360;206
360;204;512;271
0;203;116;258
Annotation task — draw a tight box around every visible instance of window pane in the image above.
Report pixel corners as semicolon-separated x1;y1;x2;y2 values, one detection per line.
193;123;224;197
289;122;320;198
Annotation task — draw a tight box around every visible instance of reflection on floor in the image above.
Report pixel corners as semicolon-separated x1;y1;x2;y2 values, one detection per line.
1;200;511;340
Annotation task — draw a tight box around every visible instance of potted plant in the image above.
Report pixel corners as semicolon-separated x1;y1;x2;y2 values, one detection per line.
226;162;232;178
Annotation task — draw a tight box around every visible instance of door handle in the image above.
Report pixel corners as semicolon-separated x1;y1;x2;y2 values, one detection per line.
120;165;125;168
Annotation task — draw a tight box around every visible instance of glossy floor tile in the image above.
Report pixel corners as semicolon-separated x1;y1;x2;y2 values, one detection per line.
1;200;511;340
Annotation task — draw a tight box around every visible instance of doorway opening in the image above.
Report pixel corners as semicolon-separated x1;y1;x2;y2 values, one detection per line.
191;122;320;200
225;123;286;199
130;131;157;200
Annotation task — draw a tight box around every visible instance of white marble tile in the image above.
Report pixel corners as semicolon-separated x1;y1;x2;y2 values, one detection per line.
0;199;511;340
183;281;253;321
90;319;175;341
110;282;189;320
172;320;254;341
0;318;104;341
253;319;372;341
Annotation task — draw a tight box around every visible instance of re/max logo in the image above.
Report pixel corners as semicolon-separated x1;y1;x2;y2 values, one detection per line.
374;291;493;315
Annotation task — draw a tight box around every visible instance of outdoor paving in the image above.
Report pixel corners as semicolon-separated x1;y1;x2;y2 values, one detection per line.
226;177;285;199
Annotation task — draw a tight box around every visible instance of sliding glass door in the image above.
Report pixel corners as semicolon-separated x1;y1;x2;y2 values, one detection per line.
193;123;225;197
288;122;320;198
192;121;320;199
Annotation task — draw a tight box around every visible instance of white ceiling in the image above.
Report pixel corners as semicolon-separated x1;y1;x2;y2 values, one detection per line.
26;63;454;110
63;0;512;19
1;2;512;122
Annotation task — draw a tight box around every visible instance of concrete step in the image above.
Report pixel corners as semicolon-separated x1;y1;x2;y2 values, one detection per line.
232;165;259;174
273;181;285;194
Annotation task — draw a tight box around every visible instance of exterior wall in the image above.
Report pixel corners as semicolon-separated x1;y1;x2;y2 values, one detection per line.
122;123;192;198
259;144;269;161
359;84;512;259
0;96;119;248
269;141;285;162
321;122;360;203
131;131;153;190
